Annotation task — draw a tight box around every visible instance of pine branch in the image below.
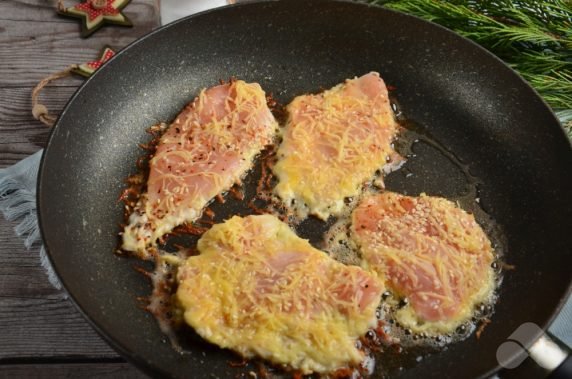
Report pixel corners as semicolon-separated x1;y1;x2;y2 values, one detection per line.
370;0;572;111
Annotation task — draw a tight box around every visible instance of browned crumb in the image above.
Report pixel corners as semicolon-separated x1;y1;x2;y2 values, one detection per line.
476;318;491;339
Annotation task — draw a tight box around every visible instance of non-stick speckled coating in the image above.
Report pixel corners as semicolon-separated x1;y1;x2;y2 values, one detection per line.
38;1;572;378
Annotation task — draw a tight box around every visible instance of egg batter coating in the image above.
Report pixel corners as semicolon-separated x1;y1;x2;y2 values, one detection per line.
273;72;400;220
122;80;278;258
176;215;384;374
351;192;495;334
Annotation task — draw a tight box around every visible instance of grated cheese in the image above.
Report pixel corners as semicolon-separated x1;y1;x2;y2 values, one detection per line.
273;72;400;220
122;80;278;258
176;215;384;373
352;192;495;334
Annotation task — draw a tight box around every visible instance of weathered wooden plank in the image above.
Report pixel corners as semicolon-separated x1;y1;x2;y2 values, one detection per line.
0;19;126;87
0;146;44;167
0;225;113;359
0;297;119;358
0;198;121;359
0;236;61;298
0;133;47;167
0;0;160;87
0;86;77;167
0;0;159;26
0;86;76;122
0;0;68;22
0;0;161;368
0;363;147;378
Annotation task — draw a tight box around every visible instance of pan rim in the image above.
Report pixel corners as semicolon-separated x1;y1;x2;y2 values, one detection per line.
37;1;572;378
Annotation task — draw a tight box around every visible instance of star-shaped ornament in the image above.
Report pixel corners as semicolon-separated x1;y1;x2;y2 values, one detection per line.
72;46;116;77
58;0;133;38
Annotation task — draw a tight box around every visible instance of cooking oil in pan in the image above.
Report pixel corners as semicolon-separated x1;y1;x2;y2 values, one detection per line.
322;103;507;377
132;98;507;378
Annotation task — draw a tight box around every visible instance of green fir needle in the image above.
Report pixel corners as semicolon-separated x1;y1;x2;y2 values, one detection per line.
368;0;572;136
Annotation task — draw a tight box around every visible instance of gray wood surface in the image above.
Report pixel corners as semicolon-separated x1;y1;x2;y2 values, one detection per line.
0;363;147;378
0;0;159;376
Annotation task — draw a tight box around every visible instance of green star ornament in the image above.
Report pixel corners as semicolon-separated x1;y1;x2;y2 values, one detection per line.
58;0;133;38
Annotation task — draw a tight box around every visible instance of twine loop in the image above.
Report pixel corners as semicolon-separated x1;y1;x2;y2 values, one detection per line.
30;65;78;127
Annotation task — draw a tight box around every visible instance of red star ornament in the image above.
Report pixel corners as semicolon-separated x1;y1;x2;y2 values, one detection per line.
71;46;116;77
58;0;133;38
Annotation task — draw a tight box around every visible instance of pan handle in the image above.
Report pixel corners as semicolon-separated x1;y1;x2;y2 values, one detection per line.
529;333;571;379
498;331;570;378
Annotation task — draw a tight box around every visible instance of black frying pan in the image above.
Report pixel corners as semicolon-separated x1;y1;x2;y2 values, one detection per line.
38;1;572;378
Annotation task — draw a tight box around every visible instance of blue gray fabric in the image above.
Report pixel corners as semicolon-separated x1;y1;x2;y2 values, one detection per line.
0;150;62;290
550;295;572;348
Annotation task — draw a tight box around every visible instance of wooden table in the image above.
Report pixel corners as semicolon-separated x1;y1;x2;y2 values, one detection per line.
1;2;569;378
0;1;160;377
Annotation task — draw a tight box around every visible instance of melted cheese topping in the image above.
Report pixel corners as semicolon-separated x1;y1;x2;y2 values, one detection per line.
122;81;278;258
351;193;495;334
176;215;384;373
273;72;399;220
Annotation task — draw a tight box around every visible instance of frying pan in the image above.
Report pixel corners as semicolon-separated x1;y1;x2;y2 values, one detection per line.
38;1;572;378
